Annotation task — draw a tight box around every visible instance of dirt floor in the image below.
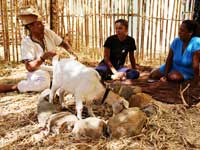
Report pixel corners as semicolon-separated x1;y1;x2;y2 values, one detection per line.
0;60;200;150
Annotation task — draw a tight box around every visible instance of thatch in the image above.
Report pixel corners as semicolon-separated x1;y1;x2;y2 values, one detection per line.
0;59;200;150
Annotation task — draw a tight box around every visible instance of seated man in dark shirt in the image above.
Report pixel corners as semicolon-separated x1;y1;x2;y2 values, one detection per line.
95;19;140;80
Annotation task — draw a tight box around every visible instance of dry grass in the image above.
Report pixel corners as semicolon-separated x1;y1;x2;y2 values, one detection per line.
0;58;200;150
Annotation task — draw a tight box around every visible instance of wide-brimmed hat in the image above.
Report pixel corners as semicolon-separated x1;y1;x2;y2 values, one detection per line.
18;7;42;25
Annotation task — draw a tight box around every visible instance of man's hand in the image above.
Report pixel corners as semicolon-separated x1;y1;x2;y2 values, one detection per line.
69;54;78;60
41;51;57;60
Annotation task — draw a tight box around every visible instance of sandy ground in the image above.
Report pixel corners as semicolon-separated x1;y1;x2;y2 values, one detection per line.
0;60;200;150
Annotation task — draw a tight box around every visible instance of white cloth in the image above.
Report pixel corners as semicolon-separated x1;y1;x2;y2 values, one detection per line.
17;70;50;92
18;28;62;92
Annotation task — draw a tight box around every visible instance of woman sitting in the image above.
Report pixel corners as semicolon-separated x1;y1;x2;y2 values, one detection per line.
149;20;200;83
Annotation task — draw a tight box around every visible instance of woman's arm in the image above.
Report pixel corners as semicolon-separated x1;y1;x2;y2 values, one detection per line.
103;47;118;74
193;50;200;82
164;48;173;77
129;51;136;69
104;47;126;80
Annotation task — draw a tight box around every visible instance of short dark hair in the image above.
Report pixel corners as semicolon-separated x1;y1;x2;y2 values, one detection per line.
115;19;128;29
182;20;200;37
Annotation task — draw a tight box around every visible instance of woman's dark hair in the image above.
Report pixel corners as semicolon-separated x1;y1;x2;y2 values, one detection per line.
182;20;200;37
115;19;128;29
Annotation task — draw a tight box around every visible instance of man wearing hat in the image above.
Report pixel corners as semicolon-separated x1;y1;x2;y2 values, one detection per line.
0;7;78;93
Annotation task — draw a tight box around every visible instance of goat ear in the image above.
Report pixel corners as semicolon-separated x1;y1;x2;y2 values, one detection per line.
122;99;129;108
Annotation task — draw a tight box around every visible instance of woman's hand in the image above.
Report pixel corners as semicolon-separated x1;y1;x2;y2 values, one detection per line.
160;76;167;82
111;72;126;80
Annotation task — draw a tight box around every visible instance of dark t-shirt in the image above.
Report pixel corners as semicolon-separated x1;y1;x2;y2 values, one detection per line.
102;35;136;69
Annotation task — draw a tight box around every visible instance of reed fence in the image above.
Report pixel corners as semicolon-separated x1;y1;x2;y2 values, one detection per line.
0;0;195;64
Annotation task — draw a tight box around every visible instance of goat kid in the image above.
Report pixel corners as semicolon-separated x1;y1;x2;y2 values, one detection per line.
49;56;129;119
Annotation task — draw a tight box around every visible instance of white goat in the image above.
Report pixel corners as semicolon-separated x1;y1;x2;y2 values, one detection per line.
49;56;129;119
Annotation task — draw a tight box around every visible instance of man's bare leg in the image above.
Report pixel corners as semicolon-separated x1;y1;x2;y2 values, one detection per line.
0;84;18;93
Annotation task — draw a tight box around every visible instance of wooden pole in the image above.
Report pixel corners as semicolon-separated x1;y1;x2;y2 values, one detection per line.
149;0;155;62
105;0;108;44
99;0;103;48
84;0;88;47
61;0;65;37
15;0;20;62
164;0;170;54
136;0;140;59
109;0;112;36
169;0;177;44
3;0;10;61
140;0;146;62
50;0;58;32
159;0;164;59
146;0;152;59
153;0;159;59
94;0;97;48
10;0;15;61
0;0;6;60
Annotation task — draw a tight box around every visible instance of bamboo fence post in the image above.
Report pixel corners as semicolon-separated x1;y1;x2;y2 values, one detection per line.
90;1;95;49
159;0;164;61
3;0;10;61
140;0;146;63
153;0;159;59
121;0;123;19
131;0;134;38
71;0;75;47
173;0;180;38
15;0;20;62
146;0;152;60
136;0;140;60
109;0;112;36
45;0;49;24
94;0;97;49
61;0;65;37
169;0;177;44
10;0;15;61
164;0;170;55
125;0;127;20
175;0;182;36
149;0;155;63
76;0;79;50
113;0;115;22
105;0;108;44
50;0;58;33
0;0;6;60
189;0;195;19
128;0;131;37
84;0;87;48
183;0;187;19
81;0;84;48
98;0;102;48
